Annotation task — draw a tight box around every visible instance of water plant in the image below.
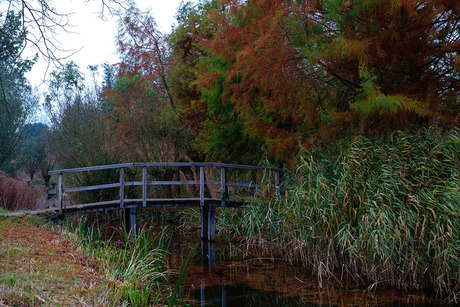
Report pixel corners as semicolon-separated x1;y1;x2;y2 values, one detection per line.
66;216;194;306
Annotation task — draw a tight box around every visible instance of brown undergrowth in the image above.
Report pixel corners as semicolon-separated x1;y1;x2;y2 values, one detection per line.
0;215;117;306
0;172;46;211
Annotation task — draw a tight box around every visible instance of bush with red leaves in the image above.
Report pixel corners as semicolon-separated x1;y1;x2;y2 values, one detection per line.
0;171;45;210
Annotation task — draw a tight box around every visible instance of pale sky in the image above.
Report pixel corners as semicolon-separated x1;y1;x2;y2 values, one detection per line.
26;0;191;89
18;0;194;122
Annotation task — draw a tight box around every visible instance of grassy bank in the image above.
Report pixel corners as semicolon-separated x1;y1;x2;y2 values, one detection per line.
0;215;116;305
217;128;460;302
0;215;192;306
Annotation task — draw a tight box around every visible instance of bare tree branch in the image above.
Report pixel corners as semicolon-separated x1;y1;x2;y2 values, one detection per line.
1;0;128;74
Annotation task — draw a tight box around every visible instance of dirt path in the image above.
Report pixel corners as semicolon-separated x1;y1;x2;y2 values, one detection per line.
0;216;114;306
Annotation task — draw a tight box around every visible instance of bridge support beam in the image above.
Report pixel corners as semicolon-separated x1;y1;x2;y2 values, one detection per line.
201;206;216;241
124;207;137;237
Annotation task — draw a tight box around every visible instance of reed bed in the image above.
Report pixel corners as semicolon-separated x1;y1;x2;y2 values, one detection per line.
62;218;192;306
218;128;460;302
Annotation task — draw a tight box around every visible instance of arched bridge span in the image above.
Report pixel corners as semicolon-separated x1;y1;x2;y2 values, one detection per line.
48;162;282;240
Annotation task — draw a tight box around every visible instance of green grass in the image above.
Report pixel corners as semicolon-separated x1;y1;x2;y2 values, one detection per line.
63;216;194;306
217;127;460;303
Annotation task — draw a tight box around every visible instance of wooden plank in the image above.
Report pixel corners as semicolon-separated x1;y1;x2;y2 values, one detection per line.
64;183;120;193
134;162;198;168
50;162;282;176
123;180;200;186
200;166;205;207
59;198;248;215
142;166;147;207
58;173;63;214
120;167;125;208
49;163;135;175
147;180;199;185
63;180;202;194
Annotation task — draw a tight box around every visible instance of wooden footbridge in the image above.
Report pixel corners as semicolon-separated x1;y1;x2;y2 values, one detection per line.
48;162;282;241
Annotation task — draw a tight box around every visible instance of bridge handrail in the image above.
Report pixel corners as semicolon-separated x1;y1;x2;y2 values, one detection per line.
49;162;282;175
49;162;283;214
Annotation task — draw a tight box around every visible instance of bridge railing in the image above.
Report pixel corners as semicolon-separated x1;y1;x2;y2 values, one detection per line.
49;162;283;214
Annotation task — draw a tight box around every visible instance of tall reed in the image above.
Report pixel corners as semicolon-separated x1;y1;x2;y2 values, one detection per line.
218;128;460;302
66;217;193;306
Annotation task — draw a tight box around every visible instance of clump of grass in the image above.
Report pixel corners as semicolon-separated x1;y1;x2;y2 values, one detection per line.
218;127;460;302
65;217;193;306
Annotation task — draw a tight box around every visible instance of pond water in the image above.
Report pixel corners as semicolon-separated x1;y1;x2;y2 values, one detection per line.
166;230;446;307
90;214;448;307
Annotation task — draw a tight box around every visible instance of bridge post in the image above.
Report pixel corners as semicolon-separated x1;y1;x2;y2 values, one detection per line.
142;166;147;207
199;166;205;206
220;167;227;206
124;207;137;237
200;166;216;241
58;173;63;214
201;206;208;239
201;206;216;241
207;206;216;241
120;167;125;208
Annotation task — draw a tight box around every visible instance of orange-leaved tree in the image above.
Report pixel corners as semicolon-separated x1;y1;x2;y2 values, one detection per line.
191;0;459;163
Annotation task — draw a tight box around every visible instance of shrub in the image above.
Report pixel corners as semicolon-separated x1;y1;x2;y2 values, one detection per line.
0;171;45;210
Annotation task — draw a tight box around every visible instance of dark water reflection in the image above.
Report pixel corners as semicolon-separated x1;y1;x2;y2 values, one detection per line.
195;284;318;307
170;235;447;307
84;214;448;307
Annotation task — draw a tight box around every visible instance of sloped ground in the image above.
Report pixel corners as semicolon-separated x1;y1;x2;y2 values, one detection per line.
0;215;115;306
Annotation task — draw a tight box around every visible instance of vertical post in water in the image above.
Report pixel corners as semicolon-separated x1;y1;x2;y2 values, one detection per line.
200;277;206;307
222;277;227;307
124;207;137;238
207;241;216;270
120;167;125;208
142;166;147;207
274;170;280;198
220;167;227;206
130;207;137;236
201;206;209;239
208;206;216;241
58;173;63;214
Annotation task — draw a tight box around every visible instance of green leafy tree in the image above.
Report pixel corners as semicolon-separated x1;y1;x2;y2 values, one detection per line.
19;123;49;181
0;11;37;172
44;62;120;202
44;62;116;169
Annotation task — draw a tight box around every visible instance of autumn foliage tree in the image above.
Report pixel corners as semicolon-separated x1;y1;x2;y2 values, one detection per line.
104;5;189;163
105;0;458;165
169;0;459;163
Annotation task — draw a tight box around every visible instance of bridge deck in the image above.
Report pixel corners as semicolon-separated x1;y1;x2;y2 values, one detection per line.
0;199;248;217
56;198;248;215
